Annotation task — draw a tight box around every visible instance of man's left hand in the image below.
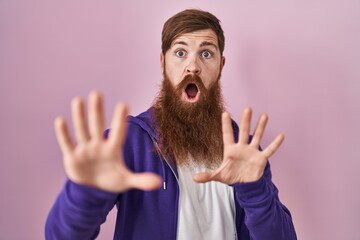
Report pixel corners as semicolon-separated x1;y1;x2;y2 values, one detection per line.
193;108;284;184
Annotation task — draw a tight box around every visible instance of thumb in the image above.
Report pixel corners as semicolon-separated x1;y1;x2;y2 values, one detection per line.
127;172;163;191
193;172;214;183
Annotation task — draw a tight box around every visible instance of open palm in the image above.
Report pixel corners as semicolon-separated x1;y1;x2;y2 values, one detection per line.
194;108;284;185
54;91;162;193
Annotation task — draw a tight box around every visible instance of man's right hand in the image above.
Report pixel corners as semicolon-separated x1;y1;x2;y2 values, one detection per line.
54;91;162;193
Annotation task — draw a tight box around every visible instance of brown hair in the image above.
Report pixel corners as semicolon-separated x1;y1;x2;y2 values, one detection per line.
161;9;225;55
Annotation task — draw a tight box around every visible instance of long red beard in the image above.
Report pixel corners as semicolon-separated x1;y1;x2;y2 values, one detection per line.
153;73;224;169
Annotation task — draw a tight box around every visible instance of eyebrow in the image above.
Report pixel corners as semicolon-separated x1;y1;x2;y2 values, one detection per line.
172;40;218;50
200;41;218;50
172;41;188;47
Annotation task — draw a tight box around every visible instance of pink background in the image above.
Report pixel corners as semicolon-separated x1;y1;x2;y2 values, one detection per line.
1;1;359;239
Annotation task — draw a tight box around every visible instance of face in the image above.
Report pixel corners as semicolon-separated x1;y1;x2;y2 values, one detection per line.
160;29;225;104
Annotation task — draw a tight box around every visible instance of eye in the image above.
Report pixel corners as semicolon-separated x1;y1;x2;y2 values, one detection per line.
201;50;212;59
175;50;186;57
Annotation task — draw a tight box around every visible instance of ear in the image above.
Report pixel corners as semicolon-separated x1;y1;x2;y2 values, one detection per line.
220;56;226;71
160;53;165;73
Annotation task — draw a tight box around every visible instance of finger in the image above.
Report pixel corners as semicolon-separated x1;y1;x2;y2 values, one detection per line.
108;103;128;148
88;91;105;140
71;97;90;143
250;113;268;147
193;172;215;183
222;112;235;145
239;108;252;144
126;172;163;191
262;133;285;158
54;116;74;155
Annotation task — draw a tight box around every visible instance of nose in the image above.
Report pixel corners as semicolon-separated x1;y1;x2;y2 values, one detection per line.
186;57;201;75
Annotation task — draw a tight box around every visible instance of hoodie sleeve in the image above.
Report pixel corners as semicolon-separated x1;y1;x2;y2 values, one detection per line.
45;180;118;240
234;162;297;240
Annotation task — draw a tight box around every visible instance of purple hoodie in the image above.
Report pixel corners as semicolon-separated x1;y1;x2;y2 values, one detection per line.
45;108;297;239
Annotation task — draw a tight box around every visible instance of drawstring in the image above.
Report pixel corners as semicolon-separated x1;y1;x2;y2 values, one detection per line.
153;139;180;190
154;140;167;190
161;160;167;190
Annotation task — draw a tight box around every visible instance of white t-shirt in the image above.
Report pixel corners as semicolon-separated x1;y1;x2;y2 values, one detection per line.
177;165;237;240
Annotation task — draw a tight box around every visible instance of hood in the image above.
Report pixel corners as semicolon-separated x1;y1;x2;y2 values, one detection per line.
106;106;239;144
103;107;158;142
128;107;158;141
129;107;240;143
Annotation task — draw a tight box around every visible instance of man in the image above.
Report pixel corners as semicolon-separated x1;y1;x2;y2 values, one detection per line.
46;9;297;239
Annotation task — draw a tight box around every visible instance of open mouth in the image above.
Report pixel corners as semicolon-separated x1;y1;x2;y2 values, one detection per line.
183;83;200;103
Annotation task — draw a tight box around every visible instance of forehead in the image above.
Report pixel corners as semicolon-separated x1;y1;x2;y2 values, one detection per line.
171;29;219;47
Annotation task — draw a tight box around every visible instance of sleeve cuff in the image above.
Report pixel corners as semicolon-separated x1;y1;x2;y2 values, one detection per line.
66;180;118;208
232;176;272;206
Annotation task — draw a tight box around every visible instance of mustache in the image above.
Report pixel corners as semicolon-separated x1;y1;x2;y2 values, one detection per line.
175;74;207;94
